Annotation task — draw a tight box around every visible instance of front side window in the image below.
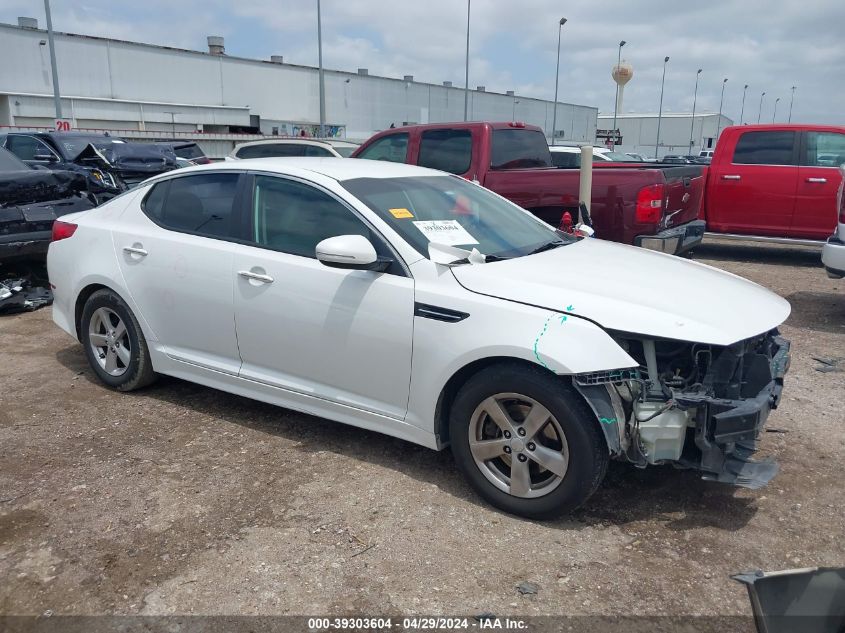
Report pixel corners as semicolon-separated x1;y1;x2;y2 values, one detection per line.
342;175;572;260
7;136;54;161
251;175;379;260
418;129;472;174
803;132;845;167
142;173;241;239
356;134;409;163
732;131;796;165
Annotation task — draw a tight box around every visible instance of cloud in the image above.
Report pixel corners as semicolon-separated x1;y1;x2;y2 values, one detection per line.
1;0;841;124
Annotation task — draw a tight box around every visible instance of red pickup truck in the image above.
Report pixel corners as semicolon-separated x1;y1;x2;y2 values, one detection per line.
702;124;845;241
351;121;706;254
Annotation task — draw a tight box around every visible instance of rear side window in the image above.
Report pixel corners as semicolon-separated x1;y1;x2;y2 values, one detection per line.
142;173;241;239
304;145;334;157
236;144;306;159
356;133;409;163
732;131;796;166
173;144;205;160
418;129;472;174
803;132;845;167
491;129;552;169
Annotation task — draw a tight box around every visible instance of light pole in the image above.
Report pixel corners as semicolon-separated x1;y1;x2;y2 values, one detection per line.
757;91;765;124
463;0;471;121
551;17;567;144
654;56;669;160
740;84;748;124
689;68;702;152
317;0;326;137
44;0;62;119
788;86;796;123
716;78;728;140
612;40;626;141
773;97;780;123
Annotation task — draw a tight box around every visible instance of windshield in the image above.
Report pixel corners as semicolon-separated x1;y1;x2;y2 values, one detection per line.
600;150;634;161
57;136;123;160
341;175;573;260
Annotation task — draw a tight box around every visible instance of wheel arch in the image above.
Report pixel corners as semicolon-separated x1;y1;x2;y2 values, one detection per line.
74;283;120;340
434;356;560;448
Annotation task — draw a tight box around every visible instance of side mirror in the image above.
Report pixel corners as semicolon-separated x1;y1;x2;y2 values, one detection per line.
316;235;390;272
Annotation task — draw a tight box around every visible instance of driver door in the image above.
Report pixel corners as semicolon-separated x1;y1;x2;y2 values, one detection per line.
231;174;415;420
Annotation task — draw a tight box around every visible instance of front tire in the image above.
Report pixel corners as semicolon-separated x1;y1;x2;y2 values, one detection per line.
80;289;156;391
449;363;608;519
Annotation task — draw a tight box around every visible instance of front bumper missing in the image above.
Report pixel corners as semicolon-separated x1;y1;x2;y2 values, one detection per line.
677;335;791;489
635;219;706;255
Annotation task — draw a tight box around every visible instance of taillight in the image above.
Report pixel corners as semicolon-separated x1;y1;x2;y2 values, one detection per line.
635;184;664;224
51;220;77;242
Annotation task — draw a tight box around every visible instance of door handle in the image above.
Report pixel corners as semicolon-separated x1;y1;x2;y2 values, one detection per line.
238;270;274;283
721;175;741;180
122;246;148;257
806;177;827;183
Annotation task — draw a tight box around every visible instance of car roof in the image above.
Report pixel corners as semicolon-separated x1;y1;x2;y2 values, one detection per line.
149;157;446;182
233;138;356;149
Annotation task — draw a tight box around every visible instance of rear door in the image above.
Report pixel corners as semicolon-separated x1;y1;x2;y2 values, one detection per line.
794;130;845;239
112;172;246;374
706;129;799;236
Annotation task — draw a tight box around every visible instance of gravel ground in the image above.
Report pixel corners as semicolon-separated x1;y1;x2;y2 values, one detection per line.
0;239;843;621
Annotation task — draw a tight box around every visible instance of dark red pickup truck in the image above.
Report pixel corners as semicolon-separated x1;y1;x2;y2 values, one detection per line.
351;121;706;254
702;124;845;242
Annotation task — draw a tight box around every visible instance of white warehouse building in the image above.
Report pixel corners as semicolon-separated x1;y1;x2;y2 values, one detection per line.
0;19;598;156
598;112;734;158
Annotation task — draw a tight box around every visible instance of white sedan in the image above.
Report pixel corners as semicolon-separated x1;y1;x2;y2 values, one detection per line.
48;159;792;518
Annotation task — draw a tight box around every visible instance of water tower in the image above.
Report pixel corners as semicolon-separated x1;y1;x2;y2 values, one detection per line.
612;60;634;118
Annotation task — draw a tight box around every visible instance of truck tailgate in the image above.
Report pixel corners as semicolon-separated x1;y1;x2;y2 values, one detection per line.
659;165;705;229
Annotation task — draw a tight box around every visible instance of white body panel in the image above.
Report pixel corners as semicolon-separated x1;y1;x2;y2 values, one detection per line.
452;238;791;346
48;159;790;452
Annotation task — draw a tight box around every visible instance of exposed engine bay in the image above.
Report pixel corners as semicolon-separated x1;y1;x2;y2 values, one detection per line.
574;329;791;489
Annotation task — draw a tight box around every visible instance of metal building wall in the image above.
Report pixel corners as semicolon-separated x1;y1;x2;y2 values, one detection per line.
598;113;733;157
0;22;597;143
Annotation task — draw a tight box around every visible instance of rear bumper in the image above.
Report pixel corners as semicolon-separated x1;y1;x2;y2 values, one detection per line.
0;195;95;261
821;233;845;279
635;219;706;255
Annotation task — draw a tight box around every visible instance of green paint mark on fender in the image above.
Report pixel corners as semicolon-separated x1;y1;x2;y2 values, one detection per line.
599;417;617;425
532;314;555;369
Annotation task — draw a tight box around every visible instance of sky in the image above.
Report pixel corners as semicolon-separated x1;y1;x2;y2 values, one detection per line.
1;0;843;125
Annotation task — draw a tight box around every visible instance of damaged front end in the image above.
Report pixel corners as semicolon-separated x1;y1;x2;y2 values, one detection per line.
574;330;790;489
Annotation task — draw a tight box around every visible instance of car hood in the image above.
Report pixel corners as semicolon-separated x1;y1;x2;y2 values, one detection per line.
450;238;791;346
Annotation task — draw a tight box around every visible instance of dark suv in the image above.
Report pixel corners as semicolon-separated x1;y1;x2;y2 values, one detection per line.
0;132;177;202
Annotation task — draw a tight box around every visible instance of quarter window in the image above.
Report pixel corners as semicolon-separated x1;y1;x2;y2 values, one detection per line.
418;129;472;174
142;173;241;239
732;131;796;165
803;132;845;167
356;134;409;163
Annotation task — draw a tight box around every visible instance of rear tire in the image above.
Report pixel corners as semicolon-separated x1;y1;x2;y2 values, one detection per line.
80;289;156;391
449;363;608;519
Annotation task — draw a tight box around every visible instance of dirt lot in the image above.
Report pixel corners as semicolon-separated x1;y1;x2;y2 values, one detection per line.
1;239;843;620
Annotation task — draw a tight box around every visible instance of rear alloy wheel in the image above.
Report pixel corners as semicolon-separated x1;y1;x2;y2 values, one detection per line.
81;289;156;391
450;364;608;519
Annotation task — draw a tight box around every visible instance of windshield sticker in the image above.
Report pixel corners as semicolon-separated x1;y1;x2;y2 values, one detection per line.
412;220;479;246
389;207;414;219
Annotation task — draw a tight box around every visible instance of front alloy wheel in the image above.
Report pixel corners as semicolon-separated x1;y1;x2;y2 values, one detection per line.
469;394;569;499
450;363;608;519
